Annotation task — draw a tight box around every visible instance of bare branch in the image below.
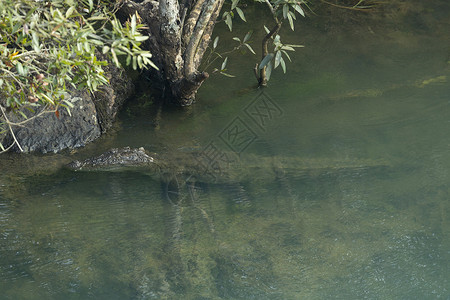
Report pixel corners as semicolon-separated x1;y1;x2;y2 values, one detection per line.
193;0;225;69
0;105;23;152
182;0;207;47
184;0;219;77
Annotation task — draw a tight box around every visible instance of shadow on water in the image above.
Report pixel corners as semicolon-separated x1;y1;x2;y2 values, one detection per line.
1;0;450;298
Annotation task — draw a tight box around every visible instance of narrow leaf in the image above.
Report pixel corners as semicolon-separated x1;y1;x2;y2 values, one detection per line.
293;4;305;17
66;6;75;18
244;43;256;55
231;0;239;10
225;14;233;31
280;57;286;73
282;50;291;61
235;7;246;22
243;31;252;43
259;53;274;69
274;51;281;69
221;57;228;71
131;14;136;35
287;13;294;31
213;36;219;49
266;61;273;81
220;72;236;78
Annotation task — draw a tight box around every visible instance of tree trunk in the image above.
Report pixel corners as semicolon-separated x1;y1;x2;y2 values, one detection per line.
119;0;225;106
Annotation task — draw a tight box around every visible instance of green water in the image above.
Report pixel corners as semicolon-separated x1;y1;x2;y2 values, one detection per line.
1;2;450;299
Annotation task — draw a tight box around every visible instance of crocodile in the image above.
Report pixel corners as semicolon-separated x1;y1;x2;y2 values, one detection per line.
66;146;393;295
67;146;391;181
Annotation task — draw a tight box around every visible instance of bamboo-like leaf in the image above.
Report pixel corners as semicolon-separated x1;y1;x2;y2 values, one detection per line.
283;4;288;19
244;43;256;55
225;14;232;31
289;10;296;20
131;14;136;35
111;49;120;67
293;4;305;17
264;25;270;34
274;50;281;69
221;57;228;71
259;53;274;69
66;6;75;19
32;32;40;53
231;0;239;10
132;56;137;70
220;72;235;78
235;7;246;22
213;36;219;49
266;61;273;81
243;31;252;43
233;37;241;42
102;46;110;54
282;50;291;61
16;62;24;76
287;13;294;31
280;57;286;73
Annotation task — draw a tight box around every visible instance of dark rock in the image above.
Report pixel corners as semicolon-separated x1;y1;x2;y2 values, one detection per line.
2;90;100;153
0;63;135;153
93;62;135;133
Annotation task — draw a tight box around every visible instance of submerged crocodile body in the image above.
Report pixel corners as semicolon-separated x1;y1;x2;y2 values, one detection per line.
67;146;391;182
66;146;393;295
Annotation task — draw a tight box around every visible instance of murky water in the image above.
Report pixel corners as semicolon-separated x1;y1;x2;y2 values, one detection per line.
1;1;450;299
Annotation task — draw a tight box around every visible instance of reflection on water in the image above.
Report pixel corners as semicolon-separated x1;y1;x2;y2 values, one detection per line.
1;1;450;299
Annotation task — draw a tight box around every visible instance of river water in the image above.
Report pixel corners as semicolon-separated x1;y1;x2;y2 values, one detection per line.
1;1;450;299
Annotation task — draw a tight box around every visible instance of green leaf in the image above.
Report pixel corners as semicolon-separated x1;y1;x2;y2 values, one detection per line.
232;37;241;42
280;57;286;73
66;6;75;19
243;31;252;43
259;53;274;69
16;62;24;76
287;13;294;30
225;14;233;31
131;14;136;35
213;36;219;49
274;50;281;69
32;32;40;53
283;4;289;19
264;25;270;34
235;7;246;22
244;43;256;55
265;61;273;81
231;0;239;10
220;72;235;78
111;49;120;67
289;10;297;20
293;4;305;17
221;57;228;71
281;50;291;61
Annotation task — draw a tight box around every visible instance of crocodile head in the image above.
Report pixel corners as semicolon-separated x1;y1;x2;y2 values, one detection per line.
67;147;156;171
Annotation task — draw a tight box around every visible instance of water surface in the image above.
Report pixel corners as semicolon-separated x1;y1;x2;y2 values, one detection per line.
1;1;450;299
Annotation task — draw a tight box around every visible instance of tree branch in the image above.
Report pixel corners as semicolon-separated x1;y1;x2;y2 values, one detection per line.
184;0;218;77
0;105;24;152
193;0;225;69
182;0;207;48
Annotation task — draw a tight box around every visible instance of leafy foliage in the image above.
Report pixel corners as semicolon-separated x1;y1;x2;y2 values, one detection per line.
0;0;156;151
